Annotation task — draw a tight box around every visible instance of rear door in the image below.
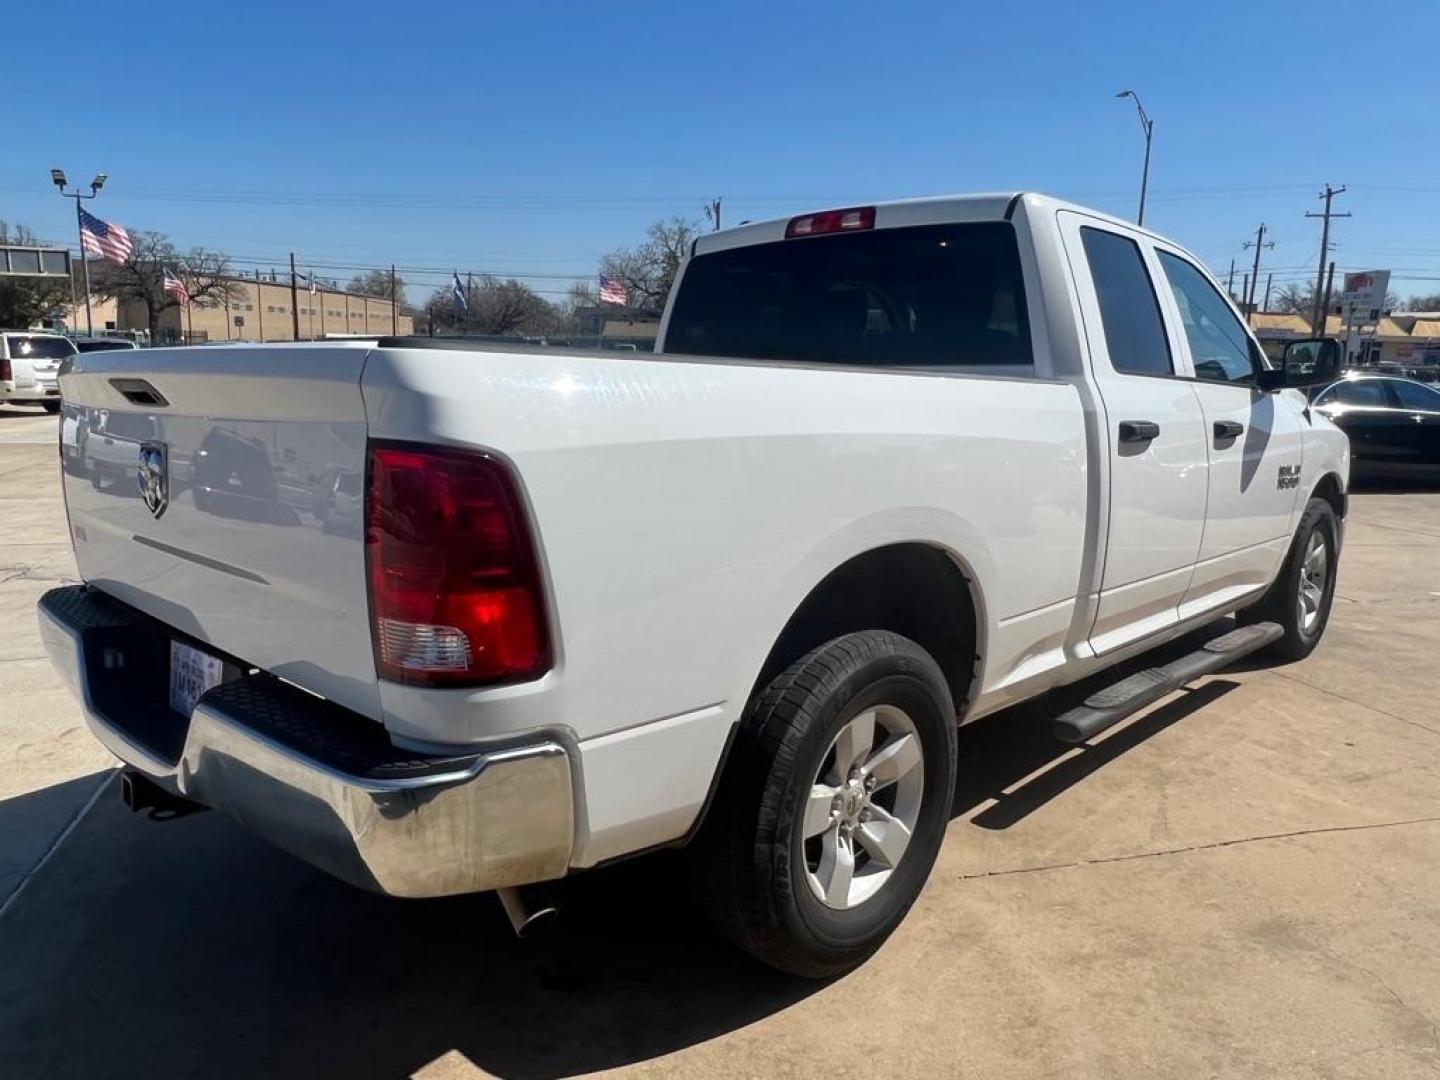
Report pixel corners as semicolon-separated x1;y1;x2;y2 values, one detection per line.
1058;212;1210;654
1149;246;1306;617
1381;379;1440;469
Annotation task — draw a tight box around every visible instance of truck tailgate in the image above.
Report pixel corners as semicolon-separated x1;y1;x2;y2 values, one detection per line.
59;344;381;721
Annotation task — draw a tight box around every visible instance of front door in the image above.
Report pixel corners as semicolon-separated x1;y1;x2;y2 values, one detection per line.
1059;212;1210;654
1149;246;1306;618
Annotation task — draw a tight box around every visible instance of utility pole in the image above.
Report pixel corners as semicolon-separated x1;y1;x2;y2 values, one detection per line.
1242;222;1273;316
1262;272;1273;312
1306;185;1349;334
289;252;301;340
1227;259;1236;300
255;269;265;341
704;197;722;231
390;264;398;335
1322;261;1337;354
1241;273;1250;318
466;271;474;336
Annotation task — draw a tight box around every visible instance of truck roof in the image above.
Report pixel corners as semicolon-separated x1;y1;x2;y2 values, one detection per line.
692;192;1166;257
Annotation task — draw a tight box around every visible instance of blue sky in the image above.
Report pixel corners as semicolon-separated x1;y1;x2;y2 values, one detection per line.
5;0;1438;305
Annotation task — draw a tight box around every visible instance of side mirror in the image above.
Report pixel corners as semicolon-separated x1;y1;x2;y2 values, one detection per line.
1260;338;1341;391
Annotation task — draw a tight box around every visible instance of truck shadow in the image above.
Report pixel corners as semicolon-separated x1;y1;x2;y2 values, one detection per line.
0;784;817;1079
0;628;1243;1079
953;618;1243;829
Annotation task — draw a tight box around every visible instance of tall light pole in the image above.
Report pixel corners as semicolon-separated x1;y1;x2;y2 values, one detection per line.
51;168;107;337
1115;91;1154;228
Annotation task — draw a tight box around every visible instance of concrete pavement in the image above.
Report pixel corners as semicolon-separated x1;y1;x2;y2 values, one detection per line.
1;401;1438;1078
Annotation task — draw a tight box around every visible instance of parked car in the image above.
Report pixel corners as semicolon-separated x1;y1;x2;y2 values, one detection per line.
38;193;1349;978
1;330;75;412
1313;373;1440;480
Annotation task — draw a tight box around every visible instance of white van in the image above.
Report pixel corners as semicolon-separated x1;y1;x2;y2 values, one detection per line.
1;331;76;412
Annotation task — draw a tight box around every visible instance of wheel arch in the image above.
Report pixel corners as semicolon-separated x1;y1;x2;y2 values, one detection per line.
746;542;984;721
1311;471;1346;523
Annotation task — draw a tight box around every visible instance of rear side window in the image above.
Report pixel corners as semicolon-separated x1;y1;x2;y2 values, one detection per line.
664;222;1032;368
4;335;76;360
1391;380;1440;410
1080;228;1173;376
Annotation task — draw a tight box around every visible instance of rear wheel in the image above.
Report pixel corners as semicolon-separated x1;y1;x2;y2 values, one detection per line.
1239;497;1339;660
694;630;957;978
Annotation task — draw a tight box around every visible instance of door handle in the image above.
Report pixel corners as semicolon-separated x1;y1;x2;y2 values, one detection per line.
1118;420;1161;444
1213;420;1245;439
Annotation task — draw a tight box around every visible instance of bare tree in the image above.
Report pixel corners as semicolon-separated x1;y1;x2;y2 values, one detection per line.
428;276;556;336
598;216;700;314
553;282;598;335
1401;293;1440;312
1270;281;1320;316
89;232;242;340
347;268;407;309
0;221;75;328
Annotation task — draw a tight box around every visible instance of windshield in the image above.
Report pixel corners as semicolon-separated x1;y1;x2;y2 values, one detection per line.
664;222;1032;368
5;335;77;360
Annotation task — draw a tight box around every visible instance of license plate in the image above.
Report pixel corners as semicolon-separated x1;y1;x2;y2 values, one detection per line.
169;640;225;716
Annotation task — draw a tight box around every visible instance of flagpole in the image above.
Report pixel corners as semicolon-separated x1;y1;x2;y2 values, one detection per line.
74;197;93;336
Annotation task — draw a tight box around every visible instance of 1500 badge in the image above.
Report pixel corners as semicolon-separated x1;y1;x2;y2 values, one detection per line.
1277;464;1301;491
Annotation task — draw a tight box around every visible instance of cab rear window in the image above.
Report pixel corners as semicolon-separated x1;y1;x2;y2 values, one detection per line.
664;222;1032;368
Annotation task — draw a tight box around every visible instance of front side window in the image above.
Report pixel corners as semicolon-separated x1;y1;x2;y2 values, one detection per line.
1157;252;1257;384
665;222;1033;368
1079;227;1173;376
1326;380;1389;407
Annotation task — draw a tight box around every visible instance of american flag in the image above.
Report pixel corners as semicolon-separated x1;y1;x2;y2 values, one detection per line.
78;207;133;264
452;271;468;311
163;266;190;305
599;275;627;306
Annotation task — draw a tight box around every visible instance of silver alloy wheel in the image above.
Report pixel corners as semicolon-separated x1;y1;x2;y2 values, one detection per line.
1297;530;1329;635
802;704;924;911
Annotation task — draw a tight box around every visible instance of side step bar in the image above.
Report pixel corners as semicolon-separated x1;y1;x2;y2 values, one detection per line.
1053;621;1283;744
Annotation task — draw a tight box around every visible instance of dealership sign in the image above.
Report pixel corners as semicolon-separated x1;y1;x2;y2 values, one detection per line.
1341;270;1390;320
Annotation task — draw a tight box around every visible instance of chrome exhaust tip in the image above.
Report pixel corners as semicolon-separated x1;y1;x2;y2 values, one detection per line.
496;886;559;937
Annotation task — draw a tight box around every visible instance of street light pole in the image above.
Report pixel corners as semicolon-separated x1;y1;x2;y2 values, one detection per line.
51;168;107;337
1115;91;1154;227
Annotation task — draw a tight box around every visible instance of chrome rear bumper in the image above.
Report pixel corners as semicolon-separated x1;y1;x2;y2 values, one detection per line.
37;585;575;897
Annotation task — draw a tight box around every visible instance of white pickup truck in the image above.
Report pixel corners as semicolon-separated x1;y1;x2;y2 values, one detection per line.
39;194;1348;977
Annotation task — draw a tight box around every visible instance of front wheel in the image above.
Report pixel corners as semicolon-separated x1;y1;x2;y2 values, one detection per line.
1239;497;1339;661
42;401;61;414
694;630;957;978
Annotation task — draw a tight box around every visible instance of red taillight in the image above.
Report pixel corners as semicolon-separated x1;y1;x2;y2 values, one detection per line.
0;355;11;382
785;205;876;239
365;442;551;688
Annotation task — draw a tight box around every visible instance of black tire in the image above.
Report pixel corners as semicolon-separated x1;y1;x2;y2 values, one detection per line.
42;401;61;414
694;630;957;978
1238;497;1339;661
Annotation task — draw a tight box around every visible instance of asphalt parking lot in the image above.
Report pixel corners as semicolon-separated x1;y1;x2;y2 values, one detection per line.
3;401;1439;1079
